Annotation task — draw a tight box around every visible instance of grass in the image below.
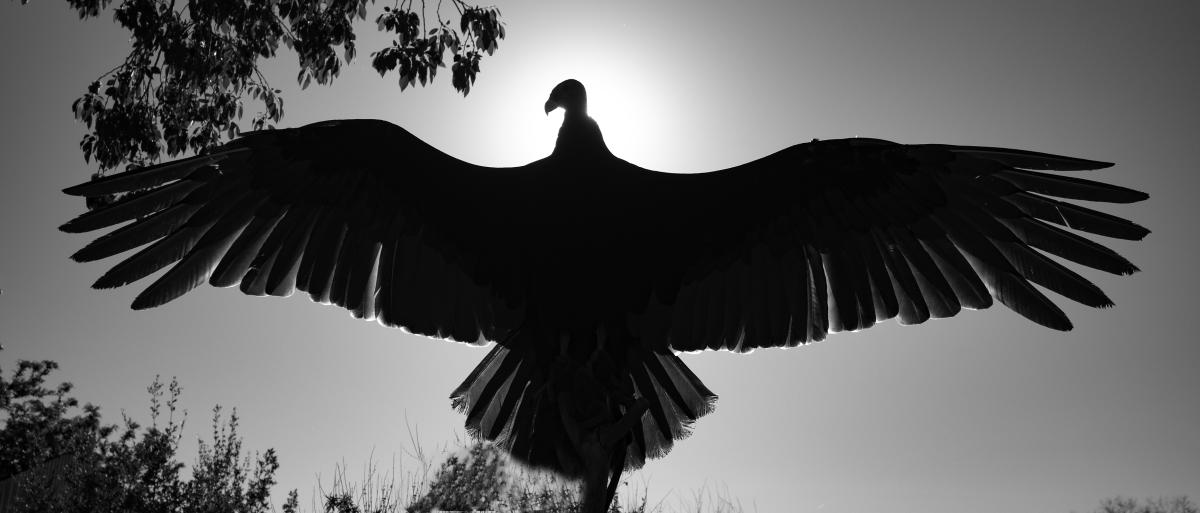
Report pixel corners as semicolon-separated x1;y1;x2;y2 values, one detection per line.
300;427;747;513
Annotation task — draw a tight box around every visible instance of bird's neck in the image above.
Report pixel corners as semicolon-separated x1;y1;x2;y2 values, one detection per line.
553;111;611;158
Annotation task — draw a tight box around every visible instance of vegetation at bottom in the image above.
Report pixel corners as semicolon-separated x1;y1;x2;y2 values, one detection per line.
1083;497;1198;513
0;353;1190;513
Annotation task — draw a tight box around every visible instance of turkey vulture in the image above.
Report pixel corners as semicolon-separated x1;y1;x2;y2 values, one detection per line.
62;79;1148;512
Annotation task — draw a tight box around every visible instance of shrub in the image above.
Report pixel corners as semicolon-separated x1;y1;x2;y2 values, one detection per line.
0;354;286;513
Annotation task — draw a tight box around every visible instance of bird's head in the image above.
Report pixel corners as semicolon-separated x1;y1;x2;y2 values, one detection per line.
544;79;587;116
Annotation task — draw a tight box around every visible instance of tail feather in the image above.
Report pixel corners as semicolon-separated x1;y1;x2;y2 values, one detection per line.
651;351;718;420
450;342;717;477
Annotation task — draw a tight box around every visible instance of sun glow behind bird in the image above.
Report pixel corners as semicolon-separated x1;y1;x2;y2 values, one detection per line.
470;23;692;172
1;2;1195;513
579;77;674;162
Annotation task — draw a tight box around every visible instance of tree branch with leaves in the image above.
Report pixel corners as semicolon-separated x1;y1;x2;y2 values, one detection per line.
18;0;504;204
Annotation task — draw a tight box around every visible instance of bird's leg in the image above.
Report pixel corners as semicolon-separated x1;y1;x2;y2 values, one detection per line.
556;386;608;512
550;326;651;512
598;397;649;447
604;434;630;512
559;380;650;513
601;396;647;511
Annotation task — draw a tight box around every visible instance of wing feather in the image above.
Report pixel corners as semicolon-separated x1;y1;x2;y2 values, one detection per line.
1004;191;1149;240
876;229;930;325
858;229;900;321
264;208;318;297
941;145;1112;171
210;204;286;288
719;261;743;350
60;177;207;234
240;204;307;297
130;194;265;309
699;264;725;349
70;202;204;262
993;168;1148;203
62;149;250;197
335;231;371;313
761;246;791;346
894;227;961;318
804;244;829;341
921;236;992;310
781;248;809;346
990;237;1112;307
303;214;347;305
376;229;401;327
998;216;1139;275
92;186;250;289
670;275;697;347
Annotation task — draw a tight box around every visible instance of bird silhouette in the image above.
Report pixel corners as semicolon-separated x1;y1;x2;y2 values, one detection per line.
62;78;1148;512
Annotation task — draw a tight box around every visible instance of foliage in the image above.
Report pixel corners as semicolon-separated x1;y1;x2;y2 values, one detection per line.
1090;496;1197;513
0;358;111;481
404;441;644;513
305;437;649;513
316;457;405;513
16;0;504;190
0;354;286;513
371;2;504;96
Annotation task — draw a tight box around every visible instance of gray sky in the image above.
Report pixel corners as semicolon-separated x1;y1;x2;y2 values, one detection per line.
2;1;1197;512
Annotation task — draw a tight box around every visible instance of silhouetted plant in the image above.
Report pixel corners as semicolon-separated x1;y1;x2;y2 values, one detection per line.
1088;496;1197;513
303;433;650;513
14;0;504;192
404;441;644;513
317;456;404;513
0;354;287;513
0;357;111;482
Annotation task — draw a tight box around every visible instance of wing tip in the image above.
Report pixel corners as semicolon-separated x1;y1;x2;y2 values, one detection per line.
59;218;89;233
62;176;124;198
949;146;1116;172
130;293;165;311
1128;224;1152;241
1042;314;1074;332
62;183;94;197
91;276;120;290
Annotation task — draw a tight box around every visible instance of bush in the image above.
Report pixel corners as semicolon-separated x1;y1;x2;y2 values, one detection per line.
404;441;644;513
0;354;286;513
1091;496;1197;513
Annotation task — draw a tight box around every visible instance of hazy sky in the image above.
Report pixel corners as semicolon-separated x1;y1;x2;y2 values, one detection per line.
2;1;1198;512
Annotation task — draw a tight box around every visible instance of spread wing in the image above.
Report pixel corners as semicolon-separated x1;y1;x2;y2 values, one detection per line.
62;119;534;344
628;138;1149;353
63;119;1148;355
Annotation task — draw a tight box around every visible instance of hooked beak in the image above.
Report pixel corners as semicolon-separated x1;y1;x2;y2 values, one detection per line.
544;99;558;115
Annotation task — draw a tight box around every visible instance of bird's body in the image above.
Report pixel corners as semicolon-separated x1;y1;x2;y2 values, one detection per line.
62;79;1148;512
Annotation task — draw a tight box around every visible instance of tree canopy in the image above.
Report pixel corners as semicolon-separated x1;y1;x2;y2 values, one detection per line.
19;0;504;193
